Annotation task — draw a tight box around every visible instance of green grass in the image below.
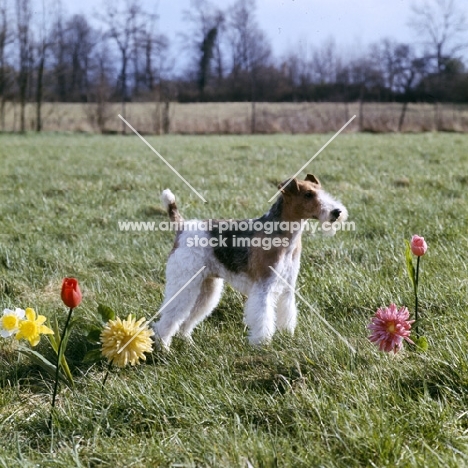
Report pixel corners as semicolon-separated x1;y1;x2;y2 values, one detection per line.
0;132;467;467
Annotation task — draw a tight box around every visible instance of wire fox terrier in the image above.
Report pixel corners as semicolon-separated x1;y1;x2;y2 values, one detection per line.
153;174;348;348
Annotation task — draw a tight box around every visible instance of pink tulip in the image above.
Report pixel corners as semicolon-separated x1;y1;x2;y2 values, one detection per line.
410;235;427;256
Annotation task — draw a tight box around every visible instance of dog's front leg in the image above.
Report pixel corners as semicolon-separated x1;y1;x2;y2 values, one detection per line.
244;280;276;345
276;288;297;335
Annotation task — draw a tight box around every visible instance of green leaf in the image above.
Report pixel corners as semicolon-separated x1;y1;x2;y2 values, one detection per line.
48;333;59;353
50;317;60;348
50;315;79;347
17;346;68;384
98;304;115;323
414;336;429;351
59;336;73;385
87;328;102;344
59;357;74;387
46;335;74;387
59;322;73;359
405;240;415;288
47;317;75;387
83;348;103;363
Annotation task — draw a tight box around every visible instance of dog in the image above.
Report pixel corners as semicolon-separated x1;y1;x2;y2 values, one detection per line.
153;174;348;348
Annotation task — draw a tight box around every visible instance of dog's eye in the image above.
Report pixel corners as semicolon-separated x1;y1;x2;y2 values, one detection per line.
304;192;315;199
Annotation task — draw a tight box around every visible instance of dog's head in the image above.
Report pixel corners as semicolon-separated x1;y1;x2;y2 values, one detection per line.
278;174;348;235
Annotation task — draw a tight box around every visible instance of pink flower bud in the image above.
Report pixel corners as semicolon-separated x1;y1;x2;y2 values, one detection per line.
410;235;427;256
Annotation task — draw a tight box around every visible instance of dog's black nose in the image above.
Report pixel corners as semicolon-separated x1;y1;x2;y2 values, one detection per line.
331;208;341;221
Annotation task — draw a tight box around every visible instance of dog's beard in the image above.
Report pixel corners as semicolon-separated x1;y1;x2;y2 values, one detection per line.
319;197;348;237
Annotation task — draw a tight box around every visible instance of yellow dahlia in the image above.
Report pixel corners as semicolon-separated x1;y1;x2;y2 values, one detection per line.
100;314;154;367
15;308;54;347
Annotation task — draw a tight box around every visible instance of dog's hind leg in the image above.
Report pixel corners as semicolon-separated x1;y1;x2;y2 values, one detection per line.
153;273;205;349
179;277;224;339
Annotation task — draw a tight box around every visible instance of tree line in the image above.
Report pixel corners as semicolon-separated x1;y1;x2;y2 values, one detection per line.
0;0;467;132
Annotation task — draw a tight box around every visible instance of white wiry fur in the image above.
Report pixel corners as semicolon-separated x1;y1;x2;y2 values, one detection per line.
153;227;302;347
153;183;348;348
318;190;348;237
161;189;176;209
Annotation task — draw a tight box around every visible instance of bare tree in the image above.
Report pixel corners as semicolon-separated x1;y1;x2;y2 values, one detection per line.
137;17;171;133
349;55;384;130
34;0;51;132
397;56;428;130
85;41;113;133
409;0;467;129
0;0;13;130
16;0;32;133
131;10;169;97
410;0;467;73
228;0;271;132
49;0;68;102
48;11;98;106
182;0;225;99
312;38;339;84
66;14;97;101
382;42;427;130
140;23;168;93
281;41;314;100
102;0;144;133
372;39;401;93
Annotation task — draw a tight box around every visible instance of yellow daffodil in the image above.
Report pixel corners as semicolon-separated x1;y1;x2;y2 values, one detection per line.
15;308;54;347
1;308;25;337
100;314;154;367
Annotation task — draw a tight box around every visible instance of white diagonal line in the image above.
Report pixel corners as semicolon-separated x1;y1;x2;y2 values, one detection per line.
268;115;356;202
118;114;207;203
269;266;356;353
117;266;206;355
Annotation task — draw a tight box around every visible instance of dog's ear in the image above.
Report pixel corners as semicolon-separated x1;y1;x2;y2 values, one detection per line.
278;177;299;195
305;174;321;186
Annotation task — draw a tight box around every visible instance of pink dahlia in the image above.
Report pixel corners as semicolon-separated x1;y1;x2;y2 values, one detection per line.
368;304;414;353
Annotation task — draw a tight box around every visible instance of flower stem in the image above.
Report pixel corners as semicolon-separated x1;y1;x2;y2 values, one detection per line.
49;306;74;430
102;360;113;388
414;256;420;337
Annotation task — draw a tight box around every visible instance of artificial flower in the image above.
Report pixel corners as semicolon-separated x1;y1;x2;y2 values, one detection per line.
61;278;82;308
15;308;54;347
100;314;154;367
0;308;25;338
410;235;427;256
368;304;414;353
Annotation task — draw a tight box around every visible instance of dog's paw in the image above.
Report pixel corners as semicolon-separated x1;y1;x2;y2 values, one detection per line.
151;324;171;352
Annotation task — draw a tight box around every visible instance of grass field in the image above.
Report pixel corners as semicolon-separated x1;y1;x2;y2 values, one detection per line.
0;131;467;467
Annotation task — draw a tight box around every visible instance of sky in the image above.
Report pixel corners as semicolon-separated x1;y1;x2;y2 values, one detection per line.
63;0;468;66
155;0;416;56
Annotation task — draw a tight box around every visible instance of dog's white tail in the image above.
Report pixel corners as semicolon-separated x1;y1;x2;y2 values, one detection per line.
161;189;183;223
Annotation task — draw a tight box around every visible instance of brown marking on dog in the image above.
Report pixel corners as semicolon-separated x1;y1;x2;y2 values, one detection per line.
209;175;320;275
305;173;321;185
248;236;285;281
278;174;322;222
167;202;183;223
